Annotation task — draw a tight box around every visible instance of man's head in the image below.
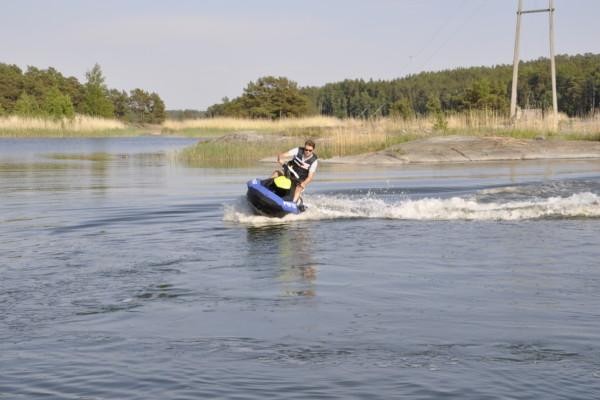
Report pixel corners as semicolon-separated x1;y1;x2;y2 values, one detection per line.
304;139;316;154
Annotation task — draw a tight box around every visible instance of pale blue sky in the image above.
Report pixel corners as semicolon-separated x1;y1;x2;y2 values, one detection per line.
2;0;599;110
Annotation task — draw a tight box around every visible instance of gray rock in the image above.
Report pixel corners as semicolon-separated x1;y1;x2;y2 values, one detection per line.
322;135;600;165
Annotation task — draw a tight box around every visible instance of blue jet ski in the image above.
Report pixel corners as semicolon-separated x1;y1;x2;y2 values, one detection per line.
246;168;306;218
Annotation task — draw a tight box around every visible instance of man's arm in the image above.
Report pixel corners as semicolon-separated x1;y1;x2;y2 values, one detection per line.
299;171;315;190
301;160;318;188
276;151;286;166
277;148;296;166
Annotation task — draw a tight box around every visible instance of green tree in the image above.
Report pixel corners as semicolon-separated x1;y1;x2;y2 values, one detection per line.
463;79;509;112
166;109;205;120
109;89;130;120
62;76;85;113
83;63;114;118
204;53;600;118
299;86;321;115
43;87;75;119
126;88;165;124
426;95;442;114
149;93;166;123
390;97;414;120
0;64;24;113
15;92;42;117
240;76;309;119
425;96;447;131
128;88;150;123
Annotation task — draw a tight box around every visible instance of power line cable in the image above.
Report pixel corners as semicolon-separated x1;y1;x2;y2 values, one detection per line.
415;0;487;74
397;0;470;77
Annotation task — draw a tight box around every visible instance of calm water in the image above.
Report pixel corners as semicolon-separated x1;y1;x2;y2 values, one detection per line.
2;137;600;399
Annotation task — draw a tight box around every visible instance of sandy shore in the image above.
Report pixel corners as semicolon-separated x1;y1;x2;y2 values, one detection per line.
322;136;600;165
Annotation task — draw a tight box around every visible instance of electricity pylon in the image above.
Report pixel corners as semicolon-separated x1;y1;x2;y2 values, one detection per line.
510;0;557;120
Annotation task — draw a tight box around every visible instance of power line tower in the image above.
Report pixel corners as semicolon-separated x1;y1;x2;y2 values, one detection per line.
510;0;557;120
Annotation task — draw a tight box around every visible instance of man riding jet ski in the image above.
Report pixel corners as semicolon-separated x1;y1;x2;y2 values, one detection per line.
246;140;318;218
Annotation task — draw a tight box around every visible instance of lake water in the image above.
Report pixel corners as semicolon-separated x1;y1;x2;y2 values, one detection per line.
1;137;600;399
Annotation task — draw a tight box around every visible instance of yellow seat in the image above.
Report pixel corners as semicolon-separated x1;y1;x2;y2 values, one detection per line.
274;175;292;190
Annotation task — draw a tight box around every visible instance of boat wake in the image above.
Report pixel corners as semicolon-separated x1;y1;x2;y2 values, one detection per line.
230;182;600;224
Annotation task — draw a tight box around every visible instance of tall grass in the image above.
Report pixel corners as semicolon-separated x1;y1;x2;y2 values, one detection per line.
0;115;137;137
165;112;600;138
444;110;600;139
179;139;298;168
314;126;419;159
174;112;600;167
162;116;346;133
557;114;600;140
178;122;418;167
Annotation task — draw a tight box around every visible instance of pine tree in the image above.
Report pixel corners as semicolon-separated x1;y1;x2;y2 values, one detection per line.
149;93;166;124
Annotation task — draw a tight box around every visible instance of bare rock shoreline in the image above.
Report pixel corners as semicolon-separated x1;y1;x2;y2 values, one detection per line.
323;136;600;165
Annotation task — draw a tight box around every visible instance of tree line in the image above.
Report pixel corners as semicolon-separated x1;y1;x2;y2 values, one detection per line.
206;76;310;119
166;109;206;120
0;63;166;123
206;53;600;119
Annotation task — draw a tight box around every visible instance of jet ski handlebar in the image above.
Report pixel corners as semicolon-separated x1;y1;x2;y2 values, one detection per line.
283;162;300;182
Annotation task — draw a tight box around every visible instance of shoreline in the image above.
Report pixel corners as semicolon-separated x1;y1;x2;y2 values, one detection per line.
4;131;600;166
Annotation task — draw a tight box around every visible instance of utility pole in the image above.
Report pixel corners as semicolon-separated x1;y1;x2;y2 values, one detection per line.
549;0;557;117
510;0;523;119
509;0;558;121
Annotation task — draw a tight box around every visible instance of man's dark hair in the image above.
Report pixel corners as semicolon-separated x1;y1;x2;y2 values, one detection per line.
305;139;316;149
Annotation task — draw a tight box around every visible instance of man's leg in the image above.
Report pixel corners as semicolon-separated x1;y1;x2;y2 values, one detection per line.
293;185;303;203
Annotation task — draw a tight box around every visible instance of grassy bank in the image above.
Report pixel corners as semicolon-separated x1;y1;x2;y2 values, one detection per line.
0;115;142;137
174;113;600;167
176;116;423;167
178;128;418;167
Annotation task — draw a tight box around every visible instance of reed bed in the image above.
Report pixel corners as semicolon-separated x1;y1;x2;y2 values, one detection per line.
164;115;432;137
165;112;591;138
314;127;418;159
439;111;600;140
0;115;136;137
558;114;600;140
178;126;417;167
175;117;421;167
178;138;298;168
174;112;600;167
162;116;347;133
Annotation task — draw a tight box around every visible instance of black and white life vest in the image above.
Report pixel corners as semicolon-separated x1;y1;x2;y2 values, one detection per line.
290;147;317;182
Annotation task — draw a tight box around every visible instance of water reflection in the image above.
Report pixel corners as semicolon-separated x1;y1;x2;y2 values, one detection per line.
246;225;317;297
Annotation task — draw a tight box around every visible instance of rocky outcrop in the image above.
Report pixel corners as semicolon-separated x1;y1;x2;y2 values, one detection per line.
324;136;600;165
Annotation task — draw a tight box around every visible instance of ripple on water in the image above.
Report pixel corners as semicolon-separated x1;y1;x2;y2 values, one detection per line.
488;342;581;363
3;335;597;399
3;151;600;399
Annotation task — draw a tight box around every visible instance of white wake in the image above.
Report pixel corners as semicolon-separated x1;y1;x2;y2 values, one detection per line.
224;192;600;224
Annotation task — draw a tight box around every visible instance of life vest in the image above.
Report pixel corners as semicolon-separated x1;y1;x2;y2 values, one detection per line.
291;147;318;182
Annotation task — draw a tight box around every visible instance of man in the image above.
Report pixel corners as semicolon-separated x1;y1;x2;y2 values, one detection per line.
272;139;318;203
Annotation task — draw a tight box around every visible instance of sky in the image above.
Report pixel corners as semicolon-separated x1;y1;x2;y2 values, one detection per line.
2;0;599;110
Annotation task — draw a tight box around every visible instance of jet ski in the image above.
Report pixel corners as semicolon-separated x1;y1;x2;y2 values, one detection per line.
246;164;306;218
